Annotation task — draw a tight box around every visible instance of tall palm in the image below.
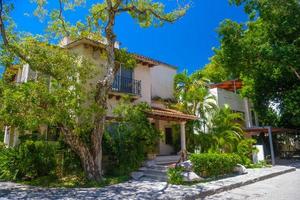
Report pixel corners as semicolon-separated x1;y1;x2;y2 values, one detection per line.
173;70;217;151
174;70;216;121
208;105;244;153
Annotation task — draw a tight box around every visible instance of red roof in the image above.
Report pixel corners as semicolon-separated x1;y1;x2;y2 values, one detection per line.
147;107;198;121
209;79;242;92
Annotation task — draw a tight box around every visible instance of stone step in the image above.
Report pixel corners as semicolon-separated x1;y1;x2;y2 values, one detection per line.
139;169;167;178
146;165;168;170
141;173;168;182
139;167;168;173
155;155;180;162
155;161;177;165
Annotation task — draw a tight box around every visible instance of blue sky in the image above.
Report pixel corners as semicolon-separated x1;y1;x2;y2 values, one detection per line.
0;0;247;75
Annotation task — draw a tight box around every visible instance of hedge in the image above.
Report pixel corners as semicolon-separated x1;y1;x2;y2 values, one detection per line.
190;153;241;177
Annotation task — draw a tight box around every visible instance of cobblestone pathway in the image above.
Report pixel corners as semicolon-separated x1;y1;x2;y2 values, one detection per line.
0;165;296;200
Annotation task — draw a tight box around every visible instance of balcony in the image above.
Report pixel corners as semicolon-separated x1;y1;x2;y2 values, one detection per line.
111;75;141;96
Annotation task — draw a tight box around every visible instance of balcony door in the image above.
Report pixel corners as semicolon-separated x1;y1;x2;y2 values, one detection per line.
114;66;133;93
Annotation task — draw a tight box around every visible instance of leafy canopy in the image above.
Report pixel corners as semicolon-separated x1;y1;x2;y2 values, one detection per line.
202;0;300;127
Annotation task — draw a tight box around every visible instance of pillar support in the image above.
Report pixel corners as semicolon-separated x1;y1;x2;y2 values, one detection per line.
244;98;252;128
267;126;275;166
180;121;187;161
13;129;19;147
4;126;10;147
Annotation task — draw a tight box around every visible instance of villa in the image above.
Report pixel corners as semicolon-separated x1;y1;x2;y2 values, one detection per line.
3;38;197;161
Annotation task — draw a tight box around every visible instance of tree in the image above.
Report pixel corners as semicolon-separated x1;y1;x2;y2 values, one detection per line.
208;105;244;153
173;70;217;151
206;0;300;127
173;71;244;153
0;0;189;181
201;55;231;83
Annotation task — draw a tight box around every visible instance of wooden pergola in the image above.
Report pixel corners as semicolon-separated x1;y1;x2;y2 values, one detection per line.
209;79;243;92
147;107;198;159
244;126;298;165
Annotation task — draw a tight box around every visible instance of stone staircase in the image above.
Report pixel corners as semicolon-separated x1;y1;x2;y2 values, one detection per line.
132;155;180;181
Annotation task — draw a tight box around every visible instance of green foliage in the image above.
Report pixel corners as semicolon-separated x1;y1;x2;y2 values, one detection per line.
195;105;245;153
167;167;184;185
207;105;244;153
55;140;83;177
208;0;300;127
237;138;257;166
43;0;189;40
173;70;217;152
0;140;56;180
247;160;270;169
0;142;5;150
0;0;189;182
103;100;160;175
190;153;241;177
173;71;245;154
201;56;232;83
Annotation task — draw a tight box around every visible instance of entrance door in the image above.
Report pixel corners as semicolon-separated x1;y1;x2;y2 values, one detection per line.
159;127;175;155
165;128;173;145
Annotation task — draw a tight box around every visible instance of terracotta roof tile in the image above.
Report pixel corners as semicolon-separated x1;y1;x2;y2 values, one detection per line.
148;107;198;121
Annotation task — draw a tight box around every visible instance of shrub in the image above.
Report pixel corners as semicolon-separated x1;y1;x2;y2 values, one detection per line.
0;140;56;180
167;167;184;185
0;142;5;150
55;140;83;177
190;153;241;177
104;101;160;176
237;139;257;167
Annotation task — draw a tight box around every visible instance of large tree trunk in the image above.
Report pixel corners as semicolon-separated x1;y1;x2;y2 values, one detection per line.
60;127;102;181
88;0;119;180
60;1;120;181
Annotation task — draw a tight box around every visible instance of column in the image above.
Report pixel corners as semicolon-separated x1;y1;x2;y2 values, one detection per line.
180;121;186;151
244;98;252;128
267;126;275;166
3;126;10;147
13;129;20;147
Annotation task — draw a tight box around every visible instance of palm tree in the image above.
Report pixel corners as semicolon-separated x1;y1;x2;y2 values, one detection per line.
174;70;216;126
208;105;244;153
173;70;217;151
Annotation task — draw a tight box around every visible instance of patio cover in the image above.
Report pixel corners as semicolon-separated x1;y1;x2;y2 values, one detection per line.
147;107;198;122
209;79;242;92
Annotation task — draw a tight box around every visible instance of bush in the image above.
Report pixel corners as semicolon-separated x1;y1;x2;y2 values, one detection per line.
237;139;257;167
103;102;160;176
190;153;241;177
0;142;5;150
55;140;83;177
0;140;56;180
167;167;184;185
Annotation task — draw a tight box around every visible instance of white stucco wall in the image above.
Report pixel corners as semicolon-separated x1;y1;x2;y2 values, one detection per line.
150;65;177;99
210;88;257;128
210;88;245;112
134;64;151;103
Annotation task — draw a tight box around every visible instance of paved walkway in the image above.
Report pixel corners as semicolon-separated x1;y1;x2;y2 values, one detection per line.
205;167;300;200
0;165;295;200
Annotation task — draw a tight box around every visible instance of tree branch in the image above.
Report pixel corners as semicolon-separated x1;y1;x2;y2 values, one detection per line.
117;4;181;23
0;0;9;46
58;0;70;37
0;0;31;72
289;65;300;81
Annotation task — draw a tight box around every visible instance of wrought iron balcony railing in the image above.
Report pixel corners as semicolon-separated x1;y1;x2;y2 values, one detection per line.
112;75;141;96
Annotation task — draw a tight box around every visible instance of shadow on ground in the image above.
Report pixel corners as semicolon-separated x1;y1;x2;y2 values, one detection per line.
276;158;300;169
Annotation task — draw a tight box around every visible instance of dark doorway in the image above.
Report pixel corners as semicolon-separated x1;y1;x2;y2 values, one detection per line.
165;128;173;145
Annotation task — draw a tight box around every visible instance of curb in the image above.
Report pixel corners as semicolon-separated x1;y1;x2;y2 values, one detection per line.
191;167;296;199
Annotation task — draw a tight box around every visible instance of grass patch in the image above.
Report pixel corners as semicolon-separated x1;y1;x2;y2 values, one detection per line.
17;174;129;188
